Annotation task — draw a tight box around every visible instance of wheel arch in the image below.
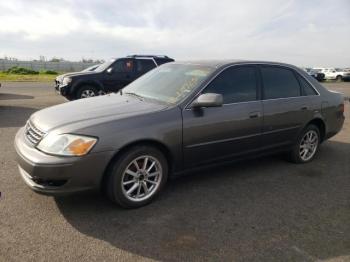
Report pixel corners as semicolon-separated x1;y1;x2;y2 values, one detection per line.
71;80;104;96
306;118;326;142
100;139;173;191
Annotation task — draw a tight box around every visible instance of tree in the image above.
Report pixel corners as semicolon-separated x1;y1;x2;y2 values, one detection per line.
49;57;65;62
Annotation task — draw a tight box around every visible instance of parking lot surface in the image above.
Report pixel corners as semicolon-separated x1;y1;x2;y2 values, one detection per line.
0;82;349;261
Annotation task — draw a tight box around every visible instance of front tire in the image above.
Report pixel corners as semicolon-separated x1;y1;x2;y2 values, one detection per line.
76;85;98;99
288;124;320;163
336;75;342;82
106;145;168;208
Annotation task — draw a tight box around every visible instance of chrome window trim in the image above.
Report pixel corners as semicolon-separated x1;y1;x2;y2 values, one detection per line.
152;58;158;66
295;73;320;97
222;100;261;107
184;62;320;110
135;58;158;72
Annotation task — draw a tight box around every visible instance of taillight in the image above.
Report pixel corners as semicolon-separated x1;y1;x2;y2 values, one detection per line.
337;103;345;118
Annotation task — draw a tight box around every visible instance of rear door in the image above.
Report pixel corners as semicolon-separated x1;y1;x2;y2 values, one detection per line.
182;65;263;168
135;59;157;79
260;65;314;150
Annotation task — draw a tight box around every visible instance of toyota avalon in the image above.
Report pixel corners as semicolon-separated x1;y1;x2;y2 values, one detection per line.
15;60;345;208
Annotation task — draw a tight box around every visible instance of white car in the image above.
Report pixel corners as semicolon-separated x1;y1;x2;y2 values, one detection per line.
311;68;345;81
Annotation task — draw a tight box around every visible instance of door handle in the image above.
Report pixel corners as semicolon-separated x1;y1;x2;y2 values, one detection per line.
301;106;308;110
249;112;260;118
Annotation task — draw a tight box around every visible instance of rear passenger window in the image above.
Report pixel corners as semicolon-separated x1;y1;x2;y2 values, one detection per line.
136;59;156;73
203;66;257;104
297;75;318;96
154;58;172;65
261;67;301;99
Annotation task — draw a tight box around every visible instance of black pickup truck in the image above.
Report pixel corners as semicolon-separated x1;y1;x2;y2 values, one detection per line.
55;55;174;100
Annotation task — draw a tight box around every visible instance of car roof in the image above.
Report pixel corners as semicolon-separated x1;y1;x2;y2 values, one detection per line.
172;60;301;70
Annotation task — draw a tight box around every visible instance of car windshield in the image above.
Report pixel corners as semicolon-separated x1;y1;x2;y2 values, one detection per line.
123;63;215;105
95;59;116;72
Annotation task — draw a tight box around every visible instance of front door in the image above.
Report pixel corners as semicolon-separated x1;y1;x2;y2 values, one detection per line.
182;65;263;168
104;58;135;92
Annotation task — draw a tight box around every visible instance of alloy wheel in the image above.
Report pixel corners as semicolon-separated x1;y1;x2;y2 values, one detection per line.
299;130;319;161
121;155;162;202
80;89;96;98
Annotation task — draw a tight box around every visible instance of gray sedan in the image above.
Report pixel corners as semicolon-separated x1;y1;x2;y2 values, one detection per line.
15;60;345;208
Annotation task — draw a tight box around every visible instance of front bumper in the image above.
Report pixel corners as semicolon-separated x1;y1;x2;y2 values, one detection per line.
14;127;115;195
311;73;325;81
54;79;71;96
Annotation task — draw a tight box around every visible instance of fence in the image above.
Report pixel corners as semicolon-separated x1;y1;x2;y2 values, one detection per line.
0;60;97;73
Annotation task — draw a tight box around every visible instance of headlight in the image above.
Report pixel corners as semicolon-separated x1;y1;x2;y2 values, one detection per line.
37;133;97;156
62;77;72;85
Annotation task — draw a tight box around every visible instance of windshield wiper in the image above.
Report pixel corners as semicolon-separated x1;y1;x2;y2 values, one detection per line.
124;92;144;100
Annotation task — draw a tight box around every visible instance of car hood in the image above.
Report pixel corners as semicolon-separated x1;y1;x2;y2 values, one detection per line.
66;71;98;78
57;71;99;81
56;72;79;81
30;93;168;132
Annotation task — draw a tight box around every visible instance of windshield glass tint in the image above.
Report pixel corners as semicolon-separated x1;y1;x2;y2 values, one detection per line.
123;63;215;104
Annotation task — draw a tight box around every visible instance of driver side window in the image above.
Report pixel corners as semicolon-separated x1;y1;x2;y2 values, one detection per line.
203;66;258;104
112;59;134;73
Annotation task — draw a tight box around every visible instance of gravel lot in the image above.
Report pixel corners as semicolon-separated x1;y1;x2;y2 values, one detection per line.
0;82;349;261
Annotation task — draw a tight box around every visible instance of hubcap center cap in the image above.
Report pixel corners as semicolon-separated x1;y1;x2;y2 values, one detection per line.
137;171;147;181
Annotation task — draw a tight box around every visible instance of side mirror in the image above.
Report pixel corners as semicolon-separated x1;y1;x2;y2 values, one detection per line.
106;68;113;74
191;93;223;108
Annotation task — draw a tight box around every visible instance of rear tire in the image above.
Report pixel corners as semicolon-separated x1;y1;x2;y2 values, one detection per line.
106;145;168;208
336;75;342;82
287;124;320;163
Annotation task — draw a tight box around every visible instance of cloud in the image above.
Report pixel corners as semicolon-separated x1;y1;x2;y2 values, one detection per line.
0;0;349;66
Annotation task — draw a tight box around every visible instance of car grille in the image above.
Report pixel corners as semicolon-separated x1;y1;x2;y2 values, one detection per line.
25;121;46;145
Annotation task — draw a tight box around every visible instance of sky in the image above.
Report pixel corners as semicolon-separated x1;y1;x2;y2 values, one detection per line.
0;0;349;67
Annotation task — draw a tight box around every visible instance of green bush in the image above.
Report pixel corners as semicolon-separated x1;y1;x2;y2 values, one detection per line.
6;66;39;75
40;70;58;75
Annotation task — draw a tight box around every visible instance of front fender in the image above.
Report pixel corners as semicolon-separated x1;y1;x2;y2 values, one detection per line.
70;80;104;95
